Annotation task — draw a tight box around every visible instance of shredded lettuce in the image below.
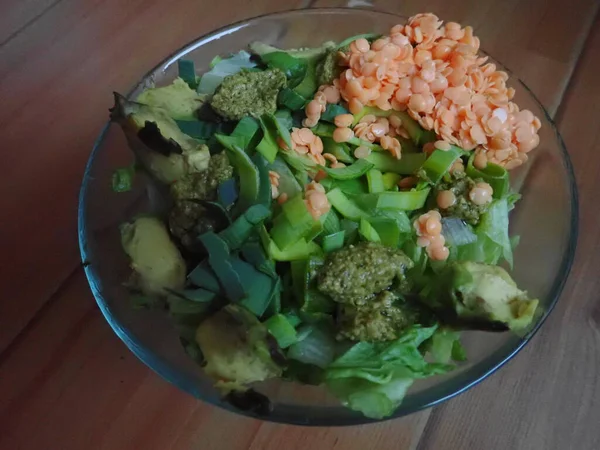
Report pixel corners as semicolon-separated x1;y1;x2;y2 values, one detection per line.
197;51;256;95
325;325;453;419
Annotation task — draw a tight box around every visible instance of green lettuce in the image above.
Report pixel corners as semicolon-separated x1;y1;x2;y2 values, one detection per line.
324;325;453;419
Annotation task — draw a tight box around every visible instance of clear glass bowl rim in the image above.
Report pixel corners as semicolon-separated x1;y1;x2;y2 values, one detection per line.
78;7;579;426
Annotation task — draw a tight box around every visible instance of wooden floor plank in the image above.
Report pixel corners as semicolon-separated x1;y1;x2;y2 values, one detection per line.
0;0;305;354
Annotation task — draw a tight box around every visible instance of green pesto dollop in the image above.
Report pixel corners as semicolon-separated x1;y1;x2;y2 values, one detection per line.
210;68;286;121
337;291;422;342
316;50;342;86
435;171;490;225
170;151;233;202
169;151;233;247
316;241;413;305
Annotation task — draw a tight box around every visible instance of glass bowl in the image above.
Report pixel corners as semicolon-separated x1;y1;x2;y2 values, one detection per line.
78;8;578;426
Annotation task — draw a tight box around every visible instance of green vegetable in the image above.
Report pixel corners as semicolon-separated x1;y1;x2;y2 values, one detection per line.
293;59;318;99
365;152;427;174
358;189;430;211
369;218;401;248
320;177;367;195
255;115;282;163
188;262;221;293
325;325;452;419
466;154;509;198
219;204;271;250
420;147;462;184
175;119;218;140
229;256;278;317
199;232;245;301
225;145;260;214
321;159;374;180
321;230;346;252
270;195;321;250
240;241;277;279
195;305;282;391
197;50;256;95
259;225;323;261
177;60;198;89
320;104;350;123
359;218;381;243
456;197;513;266
426;328;465;364
322;137;355;164
137;77;204;120
274;109;294;131
264;314;298;348
259;51;306;82
268;157;302;198
287;325;336;369
326;188;369;220
382;172;401;190
252;153;273;206
277;87;307;110
366;169;384;193
321;209;341;235
441;217;477;247
217;178;238;208
120;217;186;297
112;165;135;192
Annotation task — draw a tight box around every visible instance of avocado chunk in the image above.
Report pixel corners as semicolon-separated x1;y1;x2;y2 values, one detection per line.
120;216;186;297
136;78;205;120
110;93;210;183
210;68;286;121
423;261;539;331
195;305;282;391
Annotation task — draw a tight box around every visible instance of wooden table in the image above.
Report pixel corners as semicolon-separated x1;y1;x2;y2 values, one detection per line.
1;1;599;449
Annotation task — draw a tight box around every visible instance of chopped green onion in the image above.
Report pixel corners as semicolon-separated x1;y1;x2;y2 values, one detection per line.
197;51;255;95
293;59;318;98
219;204;271;250
365;152;427;174
441;217;477;246
359;218;382;243
321;209;341;235
326;188;369;220
321;159;374;180
175;119;218;140
261;232;323;261
382;172;401;190
278;87;307;110
321;104;350;123
321;230;345;252
225;145;260;215
240;241;277;278
181;288;217;303
187;262;221;293
366;169;385;193
466;154;509;198
231;116;261;150
265;314;298;348
198;232;245;301
111;165;135;192
177;59;197;89
268;156;302;198
252;153;273;206
369;218;401;248
320;177;368;195
228;256;276;317
266;112;292;151
420;147;462;184
341;219;359;244
274;109;294;130
217;178;238;208
322;137;355;164
374;189;430;210
256;116;281;163
259;51;306;81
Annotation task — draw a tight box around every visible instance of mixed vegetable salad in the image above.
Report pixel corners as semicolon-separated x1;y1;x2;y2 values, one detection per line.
110;13;541;419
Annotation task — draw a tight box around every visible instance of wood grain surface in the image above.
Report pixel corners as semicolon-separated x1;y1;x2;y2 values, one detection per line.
1;1;598;449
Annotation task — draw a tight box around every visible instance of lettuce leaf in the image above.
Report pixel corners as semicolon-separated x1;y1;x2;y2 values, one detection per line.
324;325;453;419
456;197;513;267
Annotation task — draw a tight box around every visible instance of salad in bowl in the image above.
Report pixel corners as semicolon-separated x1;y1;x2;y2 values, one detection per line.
108;12;544;420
